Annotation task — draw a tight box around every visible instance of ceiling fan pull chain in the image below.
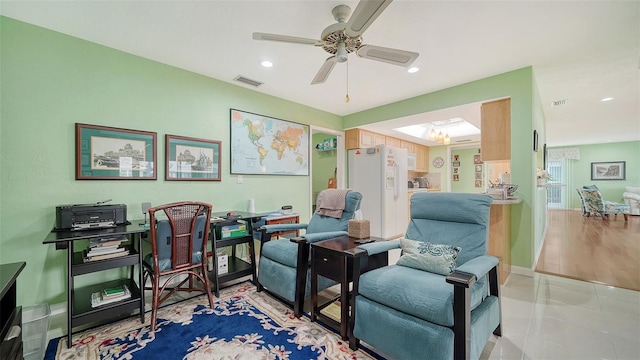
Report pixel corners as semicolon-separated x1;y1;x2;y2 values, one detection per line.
345;60;350;103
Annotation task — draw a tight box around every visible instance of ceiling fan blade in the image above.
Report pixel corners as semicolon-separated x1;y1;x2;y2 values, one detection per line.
252;32;323;46
357;45;419;67
345;0;393;38
311;56;337;85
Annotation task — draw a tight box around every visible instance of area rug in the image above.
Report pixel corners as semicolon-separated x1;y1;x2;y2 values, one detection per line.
45;281;382;359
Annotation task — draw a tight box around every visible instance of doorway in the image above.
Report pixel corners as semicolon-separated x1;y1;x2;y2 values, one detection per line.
310;127;344;213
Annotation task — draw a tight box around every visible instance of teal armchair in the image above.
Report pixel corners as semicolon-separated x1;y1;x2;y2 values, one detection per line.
256;189;362;317
352;192;501;360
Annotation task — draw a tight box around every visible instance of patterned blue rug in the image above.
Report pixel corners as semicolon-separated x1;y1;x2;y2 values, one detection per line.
45;281;383;359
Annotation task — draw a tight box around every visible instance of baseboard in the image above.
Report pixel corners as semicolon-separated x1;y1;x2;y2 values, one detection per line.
510;265;534;277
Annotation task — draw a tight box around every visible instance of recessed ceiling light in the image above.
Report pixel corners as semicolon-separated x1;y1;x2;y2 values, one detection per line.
261;60;273;68
600;97;614;102
407;67;419;74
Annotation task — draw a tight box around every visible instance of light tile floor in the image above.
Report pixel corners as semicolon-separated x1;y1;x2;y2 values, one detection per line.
482;273;640;360
49;272;639;360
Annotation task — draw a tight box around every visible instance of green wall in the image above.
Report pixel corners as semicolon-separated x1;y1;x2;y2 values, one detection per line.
450;148;483;193
311;133;337;204
0;17;342;305
344;67;539;270
1;16;550;308
552;141;640;209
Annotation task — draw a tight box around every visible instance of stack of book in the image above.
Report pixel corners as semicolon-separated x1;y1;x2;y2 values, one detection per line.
83;235;129;262
91;284;131;308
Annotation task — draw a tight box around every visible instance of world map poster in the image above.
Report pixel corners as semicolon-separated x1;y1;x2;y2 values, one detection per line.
230;109;309;175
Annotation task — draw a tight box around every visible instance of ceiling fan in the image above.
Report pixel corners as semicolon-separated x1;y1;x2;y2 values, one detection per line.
252;0;419;85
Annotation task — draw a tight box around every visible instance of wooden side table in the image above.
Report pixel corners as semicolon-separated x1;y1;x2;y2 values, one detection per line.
310;236;387;348
263;213;300;239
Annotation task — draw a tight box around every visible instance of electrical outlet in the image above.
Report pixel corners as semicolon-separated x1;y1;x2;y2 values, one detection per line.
237;175;244;184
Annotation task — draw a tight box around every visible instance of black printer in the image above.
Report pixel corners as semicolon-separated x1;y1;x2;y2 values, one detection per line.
55;203;127;231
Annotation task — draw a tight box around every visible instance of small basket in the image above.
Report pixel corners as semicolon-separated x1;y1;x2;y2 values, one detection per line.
348;219;370;239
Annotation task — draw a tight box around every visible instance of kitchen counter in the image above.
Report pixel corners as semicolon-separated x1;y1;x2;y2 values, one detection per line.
408;188;440;192
491;197;522;205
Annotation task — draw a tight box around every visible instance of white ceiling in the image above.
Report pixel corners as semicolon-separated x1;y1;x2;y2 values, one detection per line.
1;0;638;147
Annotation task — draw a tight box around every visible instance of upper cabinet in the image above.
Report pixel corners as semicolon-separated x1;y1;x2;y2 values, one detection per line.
385;136;402;148
400;140;416;154
415;144;429;172
345;128;429;171
481;98;511;161
345;129;385;149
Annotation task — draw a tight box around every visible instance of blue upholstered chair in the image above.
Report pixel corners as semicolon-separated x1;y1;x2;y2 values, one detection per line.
577;188;630;221
352;192;501;360
256;189;362;317
142;201;214;331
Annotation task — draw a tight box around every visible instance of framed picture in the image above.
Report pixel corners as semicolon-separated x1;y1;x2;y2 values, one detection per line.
475;180;483;188
475;172;483;179
474;155;482;164
452;161;460;167
230;109;309;175
453;167;459;174
453;174;459;182
76;123;156;180
591;161;625;180
475;164;483;172
165;135;221;181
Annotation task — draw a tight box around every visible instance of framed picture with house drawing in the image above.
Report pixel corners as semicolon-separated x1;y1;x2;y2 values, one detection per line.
75;123;157;180
591;161;625;181
165;135;221;181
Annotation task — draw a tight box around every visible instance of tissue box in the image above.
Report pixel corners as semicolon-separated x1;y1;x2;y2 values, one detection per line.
348;219;370;239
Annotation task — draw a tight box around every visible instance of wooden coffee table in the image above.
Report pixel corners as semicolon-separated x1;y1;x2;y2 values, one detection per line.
309;235;387;347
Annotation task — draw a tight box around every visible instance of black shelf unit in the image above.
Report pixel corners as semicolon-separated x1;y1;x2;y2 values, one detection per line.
43;223;146;348
208;212;264;297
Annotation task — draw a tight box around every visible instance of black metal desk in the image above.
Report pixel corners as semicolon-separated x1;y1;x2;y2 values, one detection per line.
43;223;146;347
208;211;267;297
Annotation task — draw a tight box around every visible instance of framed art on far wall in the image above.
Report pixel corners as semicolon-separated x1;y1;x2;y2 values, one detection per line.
76;123;157;180
591;161;625;181
165;135;221;181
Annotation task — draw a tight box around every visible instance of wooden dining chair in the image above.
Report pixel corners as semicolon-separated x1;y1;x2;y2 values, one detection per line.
142;201;214;331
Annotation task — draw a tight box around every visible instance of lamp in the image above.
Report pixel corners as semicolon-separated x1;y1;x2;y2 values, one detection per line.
429;128;437;141
437;131;444;143
444;133;451;145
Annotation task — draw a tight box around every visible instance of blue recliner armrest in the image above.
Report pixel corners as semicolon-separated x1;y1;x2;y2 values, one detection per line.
357;239;401;255
260;223;309;233
454;255;499;281
303;231;348;243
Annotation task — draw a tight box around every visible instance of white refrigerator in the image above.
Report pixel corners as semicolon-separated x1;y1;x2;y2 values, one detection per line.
348;145;408;239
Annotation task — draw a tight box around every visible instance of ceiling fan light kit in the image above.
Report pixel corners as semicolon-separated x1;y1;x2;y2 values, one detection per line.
252;0;419;90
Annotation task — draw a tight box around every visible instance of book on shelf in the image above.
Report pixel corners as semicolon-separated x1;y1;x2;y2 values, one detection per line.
83;248;129;262
86;245;126;256
102;285;125;299
89;235;127;248
91;284;131;308
320;301;343;322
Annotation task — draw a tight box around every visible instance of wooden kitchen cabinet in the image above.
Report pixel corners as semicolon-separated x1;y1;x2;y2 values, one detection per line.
345;129;385;149
385;136;402;148
481;98;511;161
415;144;429;172
400;140;416;154
488;203;511;284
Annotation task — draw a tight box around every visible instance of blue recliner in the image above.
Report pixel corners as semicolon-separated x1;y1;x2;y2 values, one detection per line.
353;192;501;360
256;189;362;317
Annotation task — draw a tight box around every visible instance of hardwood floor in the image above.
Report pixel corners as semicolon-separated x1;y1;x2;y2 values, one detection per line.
536;209;640;291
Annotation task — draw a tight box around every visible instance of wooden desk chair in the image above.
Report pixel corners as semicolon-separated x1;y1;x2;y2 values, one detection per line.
142;201;214;331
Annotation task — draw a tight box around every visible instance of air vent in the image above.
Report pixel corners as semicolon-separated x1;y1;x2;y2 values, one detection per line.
455;139;472;143
550;99;568;107
234;75;263;87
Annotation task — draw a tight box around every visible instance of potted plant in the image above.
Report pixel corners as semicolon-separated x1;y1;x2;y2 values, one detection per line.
536;168;551;186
